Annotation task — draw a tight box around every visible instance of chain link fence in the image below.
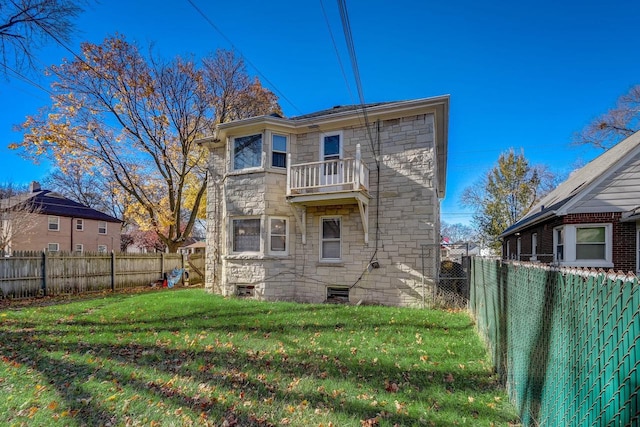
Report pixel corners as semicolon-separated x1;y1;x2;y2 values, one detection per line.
469;257;639;426
421;243;470;308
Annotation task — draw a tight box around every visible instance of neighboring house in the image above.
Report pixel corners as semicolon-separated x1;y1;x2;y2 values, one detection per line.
198;96;449;306
0;181;121;254
179;240;206;255
500;131;640;272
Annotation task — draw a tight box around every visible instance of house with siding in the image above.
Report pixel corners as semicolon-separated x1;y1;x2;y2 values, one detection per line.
198;96;449;306
500;131;640;272
0;181;122;254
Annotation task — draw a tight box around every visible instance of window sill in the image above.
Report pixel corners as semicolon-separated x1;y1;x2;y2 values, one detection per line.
224;254;293;261
317;261;344;267
227;167;265;177
558;260;614;269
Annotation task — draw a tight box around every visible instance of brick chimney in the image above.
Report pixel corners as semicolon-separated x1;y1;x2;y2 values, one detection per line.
29;181;41;193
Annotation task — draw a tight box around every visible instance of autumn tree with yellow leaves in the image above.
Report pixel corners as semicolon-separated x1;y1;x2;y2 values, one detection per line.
13;35;280;252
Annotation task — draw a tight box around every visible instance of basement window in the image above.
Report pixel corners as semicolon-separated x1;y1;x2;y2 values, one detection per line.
327;286;349;303
236;285;255;297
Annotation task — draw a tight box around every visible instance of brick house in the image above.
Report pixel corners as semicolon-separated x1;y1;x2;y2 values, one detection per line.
1;182;122;254
198;96;449;306
500;131;640;273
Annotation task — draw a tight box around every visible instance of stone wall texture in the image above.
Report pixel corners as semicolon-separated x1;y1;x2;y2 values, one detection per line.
205;113;441;307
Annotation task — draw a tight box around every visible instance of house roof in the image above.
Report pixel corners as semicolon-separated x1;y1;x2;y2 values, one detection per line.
1;190;122;223
501;130;640;236
201;95;450;197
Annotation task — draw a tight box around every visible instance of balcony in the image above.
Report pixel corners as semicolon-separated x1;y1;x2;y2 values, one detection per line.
286;144;371;244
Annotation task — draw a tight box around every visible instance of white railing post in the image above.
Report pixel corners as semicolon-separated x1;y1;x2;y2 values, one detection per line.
355;144;361;190
286;153;292;195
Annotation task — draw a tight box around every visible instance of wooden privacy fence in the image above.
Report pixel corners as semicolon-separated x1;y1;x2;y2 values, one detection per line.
469;257;639;426
0;251;186;299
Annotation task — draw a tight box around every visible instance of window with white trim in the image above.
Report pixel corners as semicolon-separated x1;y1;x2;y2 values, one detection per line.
505;240;511;259
48;216;60;231
98;221;107;235
97;245;107;253
531;233;538;261
554;227;564;262
268;217;288;255
75;244;83;253
321;217;341;261
232;218;261;253
271;134;287;168
233;134;263;170
553;224;612;267
516;237;522;260
75;219;84;231
47;243;59;252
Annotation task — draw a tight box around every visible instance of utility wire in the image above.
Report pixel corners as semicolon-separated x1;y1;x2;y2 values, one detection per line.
185;0;303;116
3;63;53;97
320;0;355;105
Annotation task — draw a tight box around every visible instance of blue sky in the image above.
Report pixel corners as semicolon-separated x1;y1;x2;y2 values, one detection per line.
1;0;639;225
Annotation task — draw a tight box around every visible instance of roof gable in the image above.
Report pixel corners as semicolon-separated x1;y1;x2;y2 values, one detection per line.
502;130;640;235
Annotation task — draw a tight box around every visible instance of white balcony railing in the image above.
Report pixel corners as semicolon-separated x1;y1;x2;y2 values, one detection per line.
286;144;369;196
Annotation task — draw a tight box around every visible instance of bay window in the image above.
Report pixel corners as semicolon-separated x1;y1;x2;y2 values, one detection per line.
233;134;262;170
232;218;261;253
268;217;288;255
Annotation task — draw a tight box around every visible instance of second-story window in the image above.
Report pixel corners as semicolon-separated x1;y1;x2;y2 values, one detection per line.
271;134;287;168
76;219;84;231
48;216;60;231
233;134;262;170
98;221;107;235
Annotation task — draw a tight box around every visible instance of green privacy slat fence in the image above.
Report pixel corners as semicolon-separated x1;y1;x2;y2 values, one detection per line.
469;258;639;426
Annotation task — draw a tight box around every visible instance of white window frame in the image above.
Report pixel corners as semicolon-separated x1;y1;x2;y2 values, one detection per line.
47;243;59;252
48;216;60;231
75;244;83;253
231;217;262;254
553;223;613;268
320;216;342;262
232;133;263;171
75;218;84;231
268;216;288;256
516;237;522;260
637;228;640;275
98;221;107;235
97;245;108;253
531;233;538;261
505;240;511;259
271;134;287;169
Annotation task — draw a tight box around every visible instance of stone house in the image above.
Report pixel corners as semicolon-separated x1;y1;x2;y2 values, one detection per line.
500;130;640;273
1;181;122;254
199;96;449;306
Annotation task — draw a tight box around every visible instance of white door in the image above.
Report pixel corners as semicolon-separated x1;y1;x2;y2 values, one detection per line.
320;132;342;187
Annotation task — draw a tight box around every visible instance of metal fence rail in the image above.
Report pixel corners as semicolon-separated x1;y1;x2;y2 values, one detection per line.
0;251;185;299
469;257;639;426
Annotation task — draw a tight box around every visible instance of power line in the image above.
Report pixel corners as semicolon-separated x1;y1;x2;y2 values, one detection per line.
3;64;53;97
320;0;355;105
185;0;303;116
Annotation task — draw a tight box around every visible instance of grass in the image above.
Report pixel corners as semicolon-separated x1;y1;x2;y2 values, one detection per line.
0;288;519;426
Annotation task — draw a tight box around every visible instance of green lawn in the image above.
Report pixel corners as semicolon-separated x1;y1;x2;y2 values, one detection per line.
0;289;519;426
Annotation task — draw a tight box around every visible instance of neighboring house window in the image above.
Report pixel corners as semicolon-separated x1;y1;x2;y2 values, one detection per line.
75;244;83;253
576;226;605;260
553;224;612;267
505;240;510;259
97;245;107;253
637;229;640;274
233;134;262;170
516;237;522;260
48;216;60;231
554;227;564;262
271;134;287;168
98;221;107;235
268;217;288;255
531;233;538;261
47;243;59;252
76;219;84;231
321;217;341;261
232;218;261;253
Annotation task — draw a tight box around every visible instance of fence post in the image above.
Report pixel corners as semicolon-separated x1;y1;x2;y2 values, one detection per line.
41;251;47;296
110;251;116;292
